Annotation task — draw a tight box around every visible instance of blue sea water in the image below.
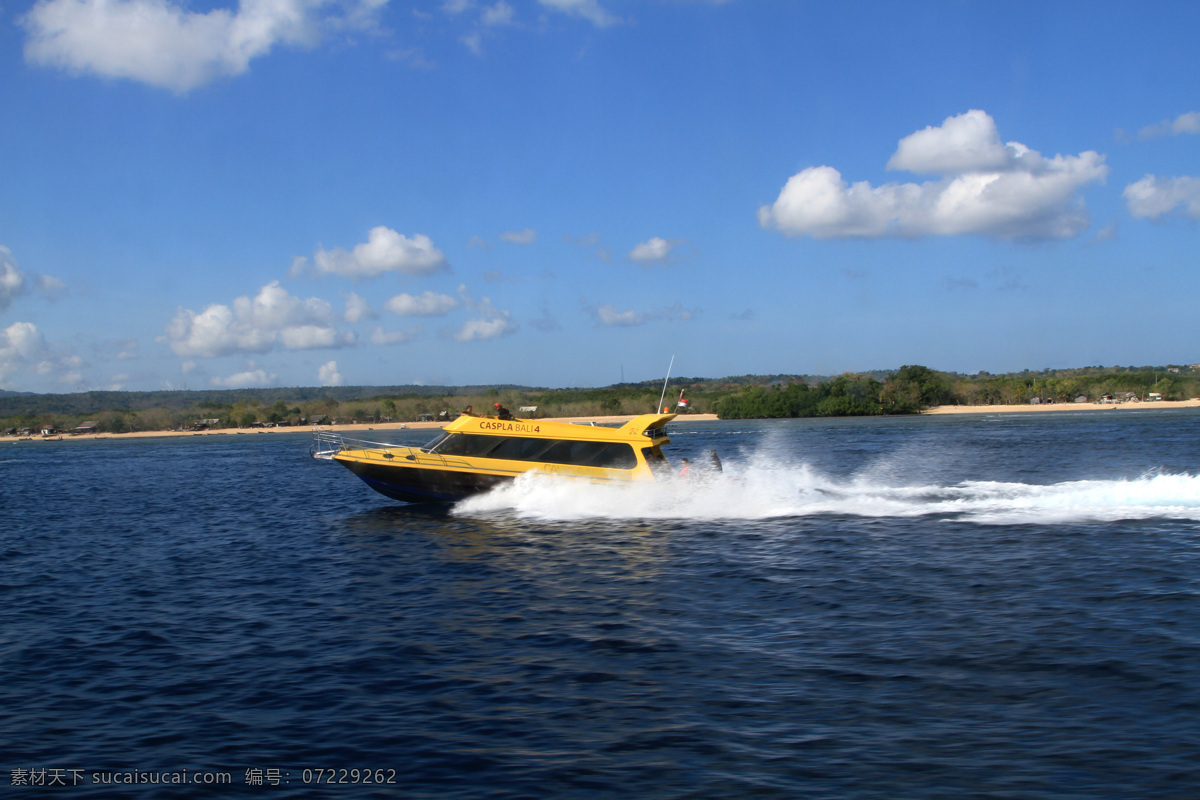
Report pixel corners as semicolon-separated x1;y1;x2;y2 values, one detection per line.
3;411;1200;798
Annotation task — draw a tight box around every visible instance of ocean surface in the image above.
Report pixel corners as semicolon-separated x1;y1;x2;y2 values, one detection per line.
3;410;1200;798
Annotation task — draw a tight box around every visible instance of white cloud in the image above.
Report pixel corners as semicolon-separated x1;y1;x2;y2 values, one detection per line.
18;0;357;93
595;303;644;326
629;236;681;265
0;246;65;310
499;227;537;244
384;290;460;316
211;366;277;388
453;315;516;341
1135;111;1200;141
538;0;619;27
0;320;82;388
0;249;28;311
1088;222;1118;244
590;302;697;327
451;287;516;341
461;31;484;55
1123;175;1200;219
370;326;420;345
481;1;515;26
343;291;375;323
318;360;342;386
278;324;344;349
165;280;355;358
0;322;45;383
886;109;1011;174
312;226;449;278
759;110;1109;241
36;274;67;296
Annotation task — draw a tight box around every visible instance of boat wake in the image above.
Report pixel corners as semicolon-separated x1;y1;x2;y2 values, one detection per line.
452;456;1200;525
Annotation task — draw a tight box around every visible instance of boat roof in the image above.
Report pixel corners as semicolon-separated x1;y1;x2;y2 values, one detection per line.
442;412;676;443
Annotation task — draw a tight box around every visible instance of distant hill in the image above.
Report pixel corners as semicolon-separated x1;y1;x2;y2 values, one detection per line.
2;364;1193;418
0;385;532;417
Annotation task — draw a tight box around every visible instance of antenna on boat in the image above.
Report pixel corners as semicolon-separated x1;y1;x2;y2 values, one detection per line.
657;355;674;413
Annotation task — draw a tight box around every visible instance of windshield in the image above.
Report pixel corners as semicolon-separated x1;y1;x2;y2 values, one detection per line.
421;431;451;453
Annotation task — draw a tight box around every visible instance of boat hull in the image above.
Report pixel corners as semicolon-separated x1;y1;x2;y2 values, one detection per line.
337;458;513;503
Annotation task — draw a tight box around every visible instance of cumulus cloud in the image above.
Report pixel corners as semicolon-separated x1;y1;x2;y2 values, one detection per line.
451;286;516;341
0;251;27;311
886;109;1012;175
310;226;449;279
629;237;681;265
165;281;355;358
0;322;45;383
499;228;537;245
1;246;65;310
343;291;375;323
211;366;277;388
481;1;515;26
1123;175;1200;220
759;109;1109;241
538;0;620;27
384;290;460;316
317;360;342;386
594;304;644;327
18;0;376;93
454;316;516;340
589;302;697;327
0;320;82;388
370;326;420;345
1132;111;1200;142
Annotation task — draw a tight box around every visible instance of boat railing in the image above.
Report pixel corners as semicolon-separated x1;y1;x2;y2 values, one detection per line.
309;427;474;470
310;428;405;460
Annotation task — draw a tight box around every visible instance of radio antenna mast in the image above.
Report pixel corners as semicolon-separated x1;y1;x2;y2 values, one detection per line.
657;355;674;413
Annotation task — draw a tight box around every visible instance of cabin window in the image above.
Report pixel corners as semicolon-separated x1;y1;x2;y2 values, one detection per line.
428;433;637;469
488;436;553;461
590;443;638;469
421;431;452;452
537;440;594;465
539;440;636;469
430;433;499;457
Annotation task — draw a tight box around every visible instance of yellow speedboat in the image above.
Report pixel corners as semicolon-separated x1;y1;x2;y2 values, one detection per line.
313;412;677;503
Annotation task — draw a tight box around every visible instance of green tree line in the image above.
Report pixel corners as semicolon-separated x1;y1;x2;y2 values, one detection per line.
714;365;953;419
2;364;1197;433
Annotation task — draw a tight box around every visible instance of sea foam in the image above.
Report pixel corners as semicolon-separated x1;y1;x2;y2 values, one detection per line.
452;452;1200;525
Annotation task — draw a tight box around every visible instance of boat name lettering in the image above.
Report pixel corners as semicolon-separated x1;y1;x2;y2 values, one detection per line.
479;421;541;433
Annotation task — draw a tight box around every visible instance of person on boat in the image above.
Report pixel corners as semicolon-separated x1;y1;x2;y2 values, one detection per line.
707;450;723;473
678;458;691;479
461;405;474;416
494;402;514;420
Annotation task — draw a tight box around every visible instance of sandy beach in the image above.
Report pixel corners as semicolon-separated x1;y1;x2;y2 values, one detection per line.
6;401;1199;442
923;399;1200;415
2;413;722;442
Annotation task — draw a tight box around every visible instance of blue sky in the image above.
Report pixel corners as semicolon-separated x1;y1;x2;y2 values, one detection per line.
1;0;1198;392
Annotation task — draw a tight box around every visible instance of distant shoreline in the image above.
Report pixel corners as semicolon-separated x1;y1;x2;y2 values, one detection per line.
1;413;721;443
923;399;1200;415
5;402;1200;443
